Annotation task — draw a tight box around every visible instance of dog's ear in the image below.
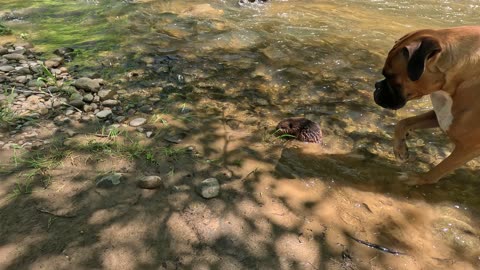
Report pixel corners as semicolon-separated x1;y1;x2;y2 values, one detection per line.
402;38;441;81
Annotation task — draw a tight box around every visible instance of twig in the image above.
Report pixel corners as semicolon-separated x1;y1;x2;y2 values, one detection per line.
241;168;258;181
36;207;77;218
59;101;83;113
347;234;406;255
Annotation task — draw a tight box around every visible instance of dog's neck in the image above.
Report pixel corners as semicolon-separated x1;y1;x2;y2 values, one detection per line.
430;90;453;132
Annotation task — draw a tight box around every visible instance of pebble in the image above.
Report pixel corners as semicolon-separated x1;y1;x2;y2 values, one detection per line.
82;93;94;103
102;99;119;106
97;89;114;100
44;58;62;68
65;109;75;116
96;109;112;119
3;53;26;61
115;116;126;123
69;99;85;109
137;175;163;189
0;65;14;72
73;77;101;92
129;117;147;127
196;178;220;199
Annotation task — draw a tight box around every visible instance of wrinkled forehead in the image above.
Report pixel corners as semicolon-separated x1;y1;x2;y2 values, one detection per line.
383;48;407;75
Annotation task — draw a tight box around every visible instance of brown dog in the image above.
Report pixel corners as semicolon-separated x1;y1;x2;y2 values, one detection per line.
374;26;480;185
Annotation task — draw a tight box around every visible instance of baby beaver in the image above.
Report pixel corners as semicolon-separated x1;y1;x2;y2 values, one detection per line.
275;117;322;143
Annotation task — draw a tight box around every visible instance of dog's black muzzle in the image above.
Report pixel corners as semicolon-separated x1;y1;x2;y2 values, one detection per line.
374;79;406;110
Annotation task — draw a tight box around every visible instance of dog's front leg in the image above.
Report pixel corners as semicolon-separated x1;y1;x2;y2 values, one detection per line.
393;110;439;161
405;143;480;185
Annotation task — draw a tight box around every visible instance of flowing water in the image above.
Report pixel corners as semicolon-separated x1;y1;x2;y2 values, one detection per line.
2;0;480;269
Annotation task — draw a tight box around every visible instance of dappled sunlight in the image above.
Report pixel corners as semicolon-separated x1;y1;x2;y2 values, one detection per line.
1;0;480;269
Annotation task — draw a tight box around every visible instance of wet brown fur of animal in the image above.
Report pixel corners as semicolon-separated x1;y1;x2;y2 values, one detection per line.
275;117;322;143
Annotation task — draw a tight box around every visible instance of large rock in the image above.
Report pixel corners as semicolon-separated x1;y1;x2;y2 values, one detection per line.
73;77;101;92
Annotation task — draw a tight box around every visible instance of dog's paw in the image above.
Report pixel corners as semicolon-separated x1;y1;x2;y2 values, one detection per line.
393;139;409;161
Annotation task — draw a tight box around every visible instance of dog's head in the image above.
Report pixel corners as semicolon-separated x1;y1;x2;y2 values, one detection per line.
374;32;445;110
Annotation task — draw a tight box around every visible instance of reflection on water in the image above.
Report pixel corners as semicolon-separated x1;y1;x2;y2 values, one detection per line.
2;0;480;268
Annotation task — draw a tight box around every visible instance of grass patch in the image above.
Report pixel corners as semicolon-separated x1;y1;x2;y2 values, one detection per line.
0;22;12;36
149;113;169;126
8;180;33;200
0;87;17;128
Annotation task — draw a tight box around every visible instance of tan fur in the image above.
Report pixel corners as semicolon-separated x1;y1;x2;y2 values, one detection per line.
383;26;480;185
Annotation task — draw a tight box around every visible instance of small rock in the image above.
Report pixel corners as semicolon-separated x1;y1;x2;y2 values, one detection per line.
17;66;32;75
137;175;163;189
96;173;123;188
163;132;187;144
83;104;93;112
96;109;112;119
138;105;152;113
65;109;75;116
15;75;28;84
97;89;114;100
129;117;147;127
196;178;220;199
146;131;154;138
44;58;62;68
102;99;119;106
27;80;46;88
73;77;101;92
0;65;14;72
69;99;85;109
83;93;94;103
3;53;26;61
114;116;126;123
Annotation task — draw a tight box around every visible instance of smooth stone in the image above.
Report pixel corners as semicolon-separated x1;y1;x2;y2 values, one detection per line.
0;65;14;72
129;118;147;127
73;77;101;92
115;116;126;123
3;53;26;61
17;66;32;75
15;76;27;84
196;178;220;199
137;175;163;189
44;59;62;68
27;80;46;88
102;99;119;106
96;109;112;119
83;93;94;103
69;99;85;109
97;89;114;100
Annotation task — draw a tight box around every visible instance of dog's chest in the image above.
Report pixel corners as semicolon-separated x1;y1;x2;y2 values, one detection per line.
430;91;454;132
